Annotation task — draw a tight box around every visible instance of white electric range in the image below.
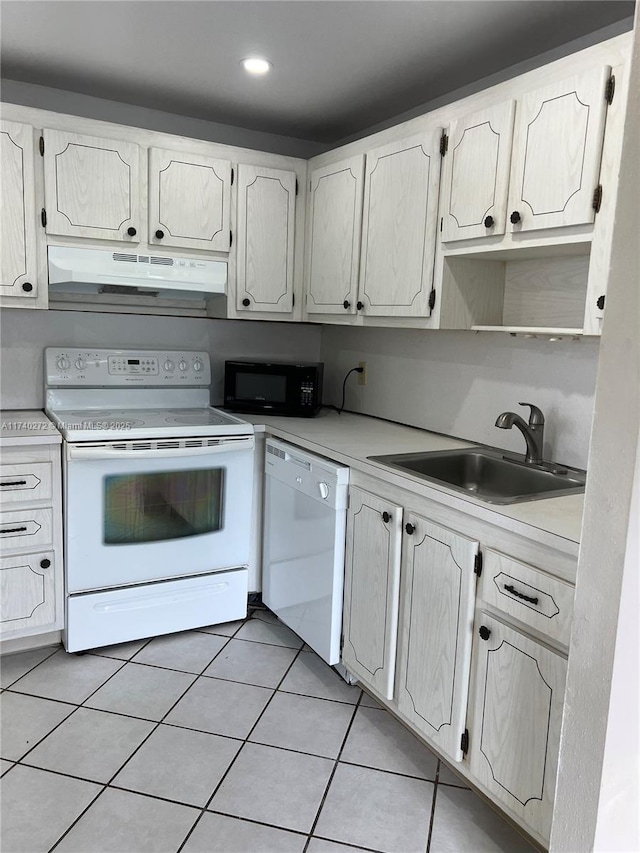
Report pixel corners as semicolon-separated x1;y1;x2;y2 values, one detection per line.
45;347;255;653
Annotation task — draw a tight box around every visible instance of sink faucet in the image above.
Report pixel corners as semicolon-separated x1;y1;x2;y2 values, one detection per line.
495;403;545;465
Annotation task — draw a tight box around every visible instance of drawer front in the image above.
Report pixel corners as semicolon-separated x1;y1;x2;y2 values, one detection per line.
0;508;53;551
0;462;52;505
0;550;58;635
480;549;574;646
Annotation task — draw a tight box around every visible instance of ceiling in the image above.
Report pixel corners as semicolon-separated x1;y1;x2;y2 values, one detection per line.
1;1;635;145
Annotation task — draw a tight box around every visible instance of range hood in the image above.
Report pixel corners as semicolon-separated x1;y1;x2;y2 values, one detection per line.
48;246;227;302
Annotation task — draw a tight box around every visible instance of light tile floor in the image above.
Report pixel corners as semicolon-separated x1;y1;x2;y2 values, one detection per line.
0;609;538;853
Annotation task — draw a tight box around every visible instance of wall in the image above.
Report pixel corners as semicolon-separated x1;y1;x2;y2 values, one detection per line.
0;309;322;409
321;326;599;470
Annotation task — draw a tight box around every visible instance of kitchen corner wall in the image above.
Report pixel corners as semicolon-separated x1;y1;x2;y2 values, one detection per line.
321;326;599;470
0;309;322;409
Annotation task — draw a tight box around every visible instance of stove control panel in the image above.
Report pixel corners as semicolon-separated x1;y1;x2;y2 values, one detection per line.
45;349;211;386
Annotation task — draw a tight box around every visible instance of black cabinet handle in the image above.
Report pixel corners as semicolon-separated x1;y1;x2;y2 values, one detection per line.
242;298;251;307
596;295;606;310
356;301;364;311
155;229;165;239
40;559;51;569
510;210;521;224
22;282;33;292
343;300;350;310
127;226;137;237
381;511;391;523
405;522;415;535
1;480;27;487
1;526;27;534
484;215;494;228
479;626;491;641
504;584;539;605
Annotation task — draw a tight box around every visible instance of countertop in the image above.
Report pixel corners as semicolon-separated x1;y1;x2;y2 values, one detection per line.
0;410;62;446
241;410;584;550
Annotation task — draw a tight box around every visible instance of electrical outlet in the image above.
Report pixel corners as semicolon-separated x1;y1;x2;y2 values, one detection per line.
358;361;367;385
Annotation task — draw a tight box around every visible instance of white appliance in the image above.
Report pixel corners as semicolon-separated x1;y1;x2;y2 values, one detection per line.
48;246;227;301
262;438;349;665
45;347;254;653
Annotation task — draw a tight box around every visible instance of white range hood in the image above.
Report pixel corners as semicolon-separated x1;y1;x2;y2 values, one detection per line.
48;246;227;302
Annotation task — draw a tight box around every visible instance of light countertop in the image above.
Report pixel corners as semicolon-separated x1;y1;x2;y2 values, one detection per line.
241;410;584;550
0;410;62;446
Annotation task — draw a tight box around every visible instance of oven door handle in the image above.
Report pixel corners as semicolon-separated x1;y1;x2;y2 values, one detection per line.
66;438;254;460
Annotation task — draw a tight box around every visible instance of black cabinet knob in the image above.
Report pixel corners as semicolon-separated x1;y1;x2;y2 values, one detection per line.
405;522;415;535
242;298;251;307
510;210;521;224
127;226;137;237
343;300;350;310
381;511;391;523
596;294;606;310
40;558;51;569
484;215;494;228
155;229;165;239
21;282;33;293
479;626;491;641
356;301;364;311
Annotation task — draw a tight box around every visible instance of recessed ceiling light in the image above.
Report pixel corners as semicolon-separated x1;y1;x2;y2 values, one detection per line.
242;57;272;76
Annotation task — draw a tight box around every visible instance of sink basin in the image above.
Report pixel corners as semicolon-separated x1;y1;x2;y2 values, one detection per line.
367;448;586;504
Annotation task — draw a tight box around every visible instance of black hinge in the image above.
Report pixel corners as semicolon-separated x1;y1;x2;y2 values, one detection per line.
474;551;483;577
460;729;469;755
40;208;47;228
292;293;295;307
39;136;45;156
340;633;344;652
439;132;448;157
440;217;443;233
428;288;436;311
592;184;603;213
295;178;299;196
605;75;615;105
230;167;234;186
229;230;233;247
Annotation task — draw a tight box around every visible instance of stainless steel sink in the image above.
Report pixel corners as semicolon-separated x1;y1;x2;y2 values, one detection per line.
367;448;586;504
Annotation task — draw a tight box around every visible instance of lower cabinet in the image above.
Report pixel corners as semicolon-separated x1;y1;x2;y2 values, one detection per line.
469;612;567;842
0;551;57;633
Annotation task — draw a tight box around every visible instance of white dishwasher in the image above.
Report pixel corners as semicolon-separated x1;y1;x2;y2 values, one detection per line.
262;438;349;665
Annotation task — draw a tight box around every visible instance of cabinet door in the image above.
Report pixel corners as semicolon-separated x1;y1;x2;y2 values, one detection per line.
469;612;567;843
507;66;610;233
396;515;479;761
0;121;38;299
305;155;364;316
441;102;515;242
43;129;140;242
0;551;57;637
359;130;441;317
149;147;231;252
236;165;296;314
342;488;402;699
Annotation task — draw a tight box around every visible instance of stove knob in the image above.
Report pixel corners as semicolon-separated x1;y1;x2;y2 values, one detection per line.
163;360;175;372
193;360;203;373
75;357;86;371
179;360;188;372
56;356;70;371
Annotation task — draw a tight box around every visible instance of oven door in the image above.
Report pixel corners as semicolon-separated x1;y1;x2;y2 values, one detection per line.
64;437;254;592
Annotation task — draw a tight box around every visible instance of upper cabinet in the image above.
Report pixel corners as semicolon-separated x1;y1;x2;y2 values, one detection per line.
0;121;39;300
43;129;140;242
305;155;365;317
235;164;296;314
148;147;231;252
359;131;441;317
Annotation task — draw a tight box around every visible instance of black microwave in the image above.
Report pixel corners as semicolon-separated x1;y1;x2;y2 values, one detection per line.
224;360;324;417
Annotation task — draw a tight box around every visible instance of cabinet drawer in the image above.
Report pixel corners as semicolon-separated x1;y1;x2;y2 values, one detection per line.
0;508;53;551
0;550;57;635
0;462;52;505
480;550;574;646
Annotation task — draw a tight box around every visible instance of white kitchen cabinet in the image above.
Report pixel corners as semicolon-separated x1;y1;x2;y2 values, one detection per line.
342;487;402;699
0;121;39;300
43;129;140;242
148;147;231;252
396;514;479;762
0;551;57;634
305;155;365;316
441;102;516;242
235;164;296;314
469;612;567;843
359;130;442;317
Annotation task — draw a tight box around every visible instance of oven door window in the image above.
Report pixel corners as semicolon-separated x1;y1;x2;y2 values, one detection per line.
104;468;224;544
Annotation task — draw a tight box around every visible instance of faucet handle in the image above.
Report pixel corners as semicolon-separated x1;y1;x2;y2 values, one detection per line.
518;402;545;426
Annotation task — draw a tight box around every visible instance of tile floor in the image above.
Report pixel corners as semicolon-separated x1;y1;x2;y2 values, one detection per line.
0;609;538;853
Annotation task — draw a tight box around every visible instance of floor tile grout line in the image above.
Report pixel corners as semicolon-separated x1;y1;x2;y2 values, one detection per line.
425;761;441;853
47;780;109;853
0;644;60;689
204;808;309;838
309;833;391;853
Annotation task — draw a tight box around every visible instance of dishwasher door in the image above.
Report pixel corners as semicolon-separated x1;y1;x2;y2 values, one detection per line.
262;439;349;664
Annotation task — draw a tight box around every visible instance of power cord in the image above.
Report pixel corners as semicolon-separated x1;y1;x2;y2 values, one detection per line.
322;366;364;415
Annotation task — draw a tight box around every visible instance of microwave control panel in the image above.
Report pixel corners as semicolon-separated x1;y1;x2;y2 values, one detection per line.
45;349;211;386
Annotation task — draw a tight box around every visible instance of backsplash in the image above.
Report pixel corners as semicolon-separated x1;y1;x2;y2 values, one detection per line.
321;326;600;470
0;309;322;409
